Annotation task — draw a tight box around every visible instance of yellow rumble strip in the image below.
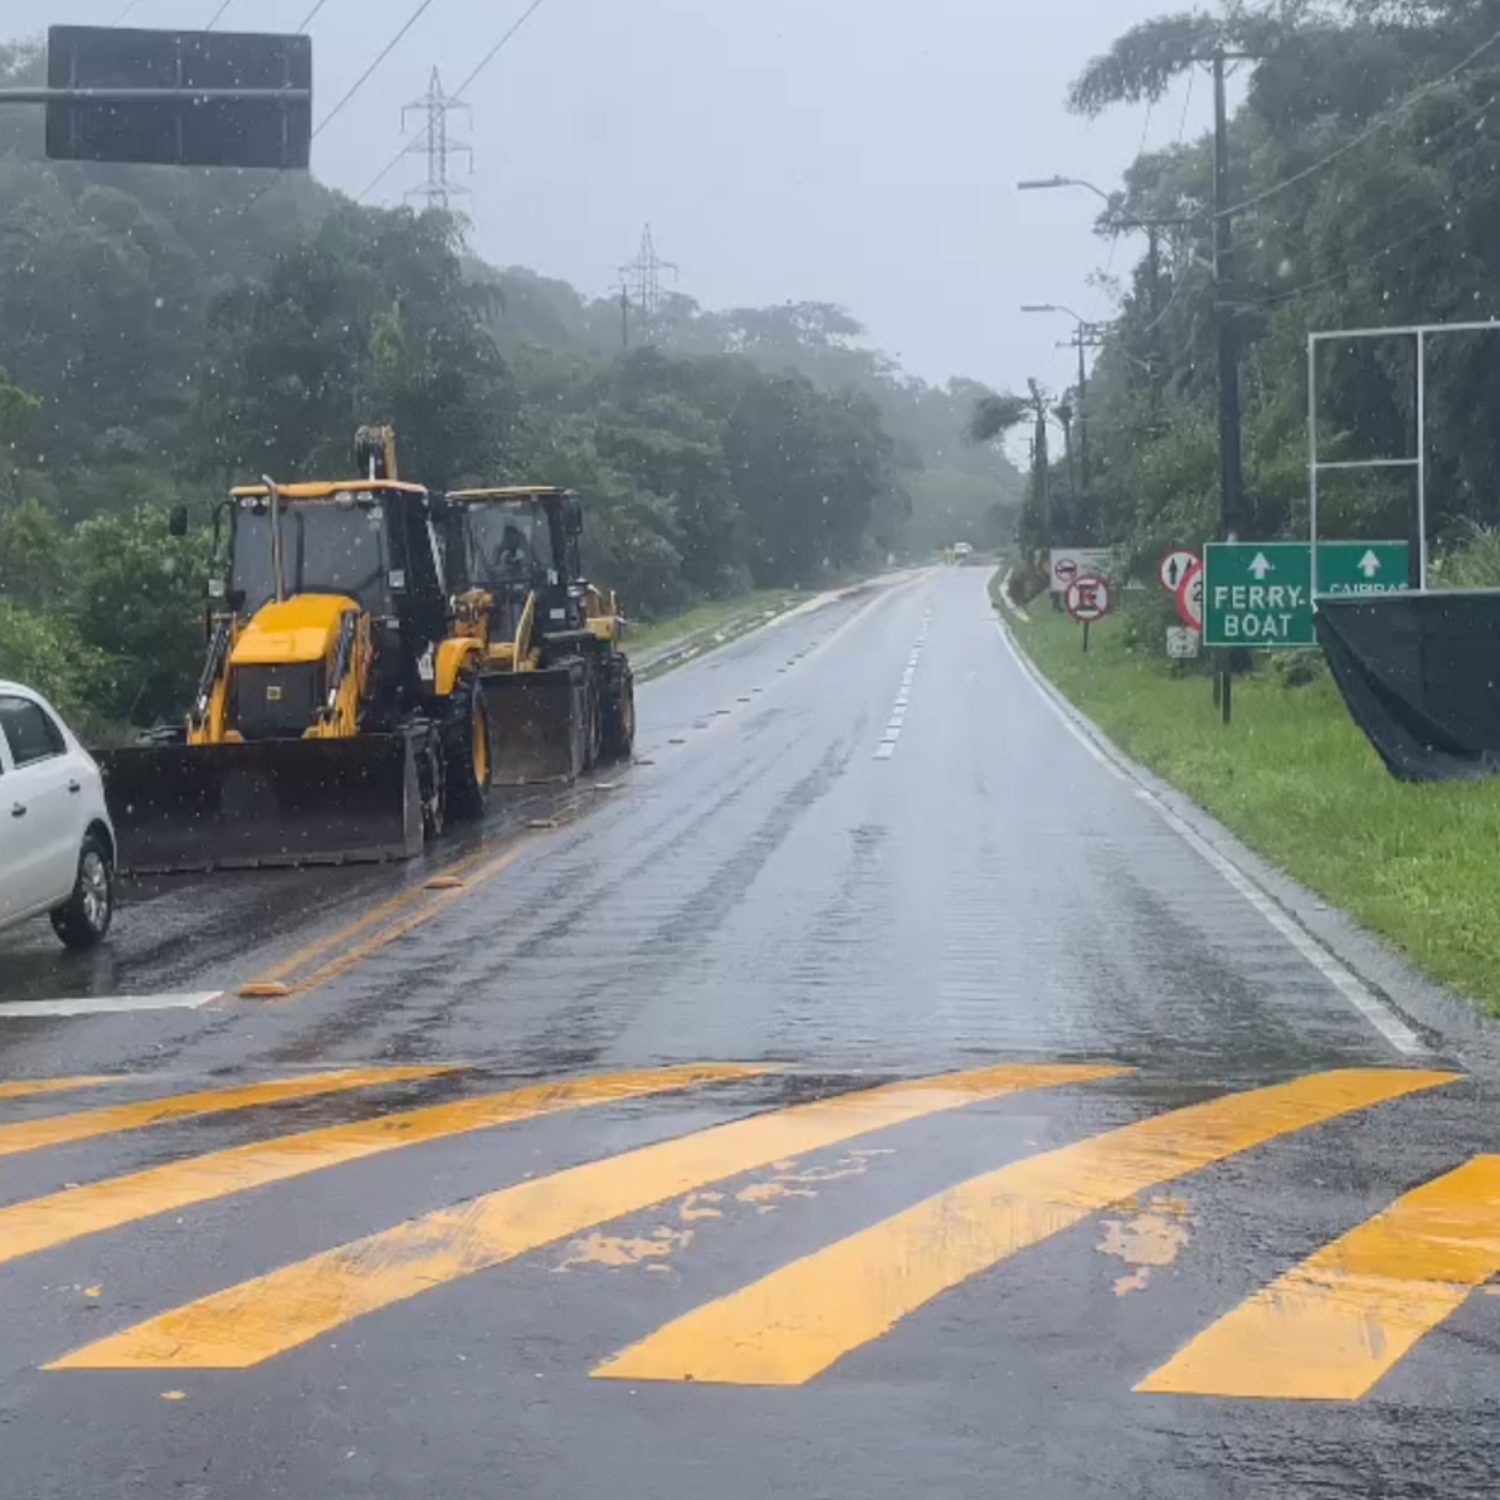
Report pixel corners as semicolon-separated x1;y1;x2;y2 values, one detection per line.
1138;1153;1500;1401
0;1067;451;1160
0;1065;765;1268
593;1068;1458;1386
49;1063;1124;1369
0;1077;113;1103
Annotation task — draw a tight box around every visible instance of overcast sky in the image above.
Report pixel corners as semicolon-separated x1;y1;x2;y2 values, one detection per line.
8;0;1213;396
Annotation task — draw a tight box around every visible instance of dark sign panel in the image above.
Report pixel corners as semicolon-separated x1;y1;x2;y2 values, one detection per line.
46;26;311;169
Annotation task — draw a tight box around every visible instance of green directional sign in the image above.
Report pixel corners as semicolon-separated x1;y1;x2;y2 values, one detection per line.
1315;540;1411;597
1203;540;1409;649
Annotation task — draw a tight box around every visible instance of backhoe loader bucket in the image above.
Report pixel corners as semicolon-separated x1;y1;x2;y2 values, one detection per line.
98;735;424;874
481;663;586;784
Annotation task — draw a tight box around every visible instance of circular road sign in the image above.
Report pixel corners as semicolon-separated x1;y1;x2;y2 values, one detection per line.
1159;547;1200;596
1065;573;1113;624
1053;555;1080;588
1176;561;1204;632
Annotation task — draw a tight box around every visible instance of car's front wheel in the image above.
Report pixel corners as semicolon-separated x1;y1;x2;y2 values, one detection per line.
50;832;114;950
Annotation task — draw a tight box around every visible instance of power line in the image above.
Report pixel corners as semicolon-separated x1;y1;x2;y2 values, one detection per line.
358;0;554;202
205;0;235;28
238;0;442;217
297;0;334;29
1241;135;1500;310
1216;21;1500;221
314;0;443;143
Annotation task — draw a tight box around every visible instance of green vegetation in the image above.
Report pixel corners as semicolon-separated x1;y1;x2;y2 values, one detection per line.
627;590;802;659
1016;595;1500;1013
0;38;1019;738
972;2;1500;575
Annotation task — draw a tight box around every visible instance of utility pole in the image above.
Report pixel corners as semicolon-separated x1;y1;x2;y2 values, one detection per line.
618;224;679;345
402;68;472;212
1054;320;1110;529
617;283;631;352
1212;49;1246;545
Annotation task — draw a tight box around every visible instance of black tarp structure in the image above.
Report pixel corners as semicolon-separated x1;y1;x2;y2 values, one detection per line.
1315;592;1500;782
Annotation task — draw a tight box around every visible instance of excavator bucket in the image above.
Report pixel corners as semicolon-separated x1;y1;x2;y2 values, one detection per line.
481;663;586;785
97;735;424;874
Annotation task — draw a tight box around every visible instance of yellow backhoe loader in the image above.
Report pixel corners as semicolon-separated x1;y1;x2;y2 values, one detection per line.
98;430;491;872
444;486;635;783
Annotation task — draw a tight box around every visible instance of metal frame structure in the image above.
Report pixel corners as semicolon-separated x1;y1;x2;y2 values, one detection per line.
1308;319;1500;598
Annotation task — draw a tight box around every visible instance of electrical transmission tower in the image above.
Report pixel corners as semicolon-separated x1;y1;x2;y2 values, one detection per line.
402;68;472;212
617;224;679;346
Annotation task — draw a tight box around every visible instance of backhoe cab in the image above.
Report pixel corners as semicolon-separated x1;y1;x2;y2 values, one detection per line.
97;429;491;872
446;486;635;783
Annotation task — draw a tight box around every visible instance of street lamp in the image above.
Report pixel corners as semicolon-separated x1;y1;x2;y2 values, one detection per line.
1017;175;1111;203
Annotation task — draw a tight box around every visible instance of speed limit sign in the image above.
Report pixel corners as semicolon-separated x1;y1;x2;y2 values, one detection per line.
1176;562;1204;632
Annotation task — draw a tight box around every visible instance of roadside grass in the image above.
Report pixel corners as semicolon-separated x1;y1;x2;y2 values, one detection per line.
627;589;803;658
1013;596;1500;1015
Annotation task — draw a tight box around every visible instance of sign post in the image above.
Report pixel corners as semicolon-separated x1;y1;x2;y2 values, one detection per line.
1065;573;1113;652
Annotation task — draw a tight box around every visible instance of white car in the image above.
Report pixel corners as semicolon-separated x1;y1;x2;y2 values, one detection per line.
0;682;117;949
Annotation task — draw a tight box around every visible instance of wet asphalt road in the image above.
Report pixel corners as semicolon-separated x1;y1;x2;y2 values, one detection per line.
1;568;1498;1498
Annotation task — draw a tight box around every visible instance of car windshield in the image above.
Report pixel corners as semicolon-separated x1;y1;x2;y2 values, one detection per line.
465;501;550;589
232;501;388;612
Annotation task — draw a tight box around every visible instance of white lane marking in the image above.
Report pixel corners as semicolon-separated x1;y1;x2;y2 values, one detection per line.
0;992;223;1019
876;611;931;761
995;619;1426;1058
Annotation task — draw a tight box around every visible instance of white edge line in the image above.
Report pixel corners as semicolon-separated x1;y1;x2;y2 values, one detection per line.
994;618;1426;1058
0;992;222;1019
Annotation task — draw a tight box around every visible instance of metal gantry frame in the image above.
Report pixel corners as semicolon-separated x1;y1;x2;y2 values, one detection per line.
1308;320;1500;599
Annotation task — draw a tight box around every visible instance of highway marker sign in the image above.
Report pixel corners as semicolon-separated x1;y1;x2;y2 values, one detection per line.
1176;563;1204;632
1065;574;1113;624
1203;541;1410;649
1159;548;1200;595
1166;626;1200;660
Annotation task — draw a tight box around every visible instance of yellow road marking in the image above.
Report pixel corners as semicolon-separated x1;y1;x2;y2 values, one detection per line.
0;1077;111;1102
0;1065;762;1267
50;1062;1123;1369
1138;1153;1500;1401
593;1068;1458;1386
0;1067;448;1160
243;846;497;990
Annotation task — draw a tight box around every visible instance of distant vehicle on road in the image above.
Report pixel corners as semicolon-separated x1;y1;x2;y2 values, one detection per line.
953;542;974;560
0;682;117;949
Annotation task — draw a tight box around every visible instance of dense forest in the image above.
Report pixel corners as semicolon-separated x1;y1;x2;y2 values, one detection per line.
0;39;1018;737
977;0;1500;592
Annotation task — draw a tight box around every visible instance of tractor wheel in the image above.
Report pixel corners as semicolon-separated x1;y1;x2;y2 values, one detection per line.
444;671;491;822
420;729;447;843
601;661;636;761
583;672;603;771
